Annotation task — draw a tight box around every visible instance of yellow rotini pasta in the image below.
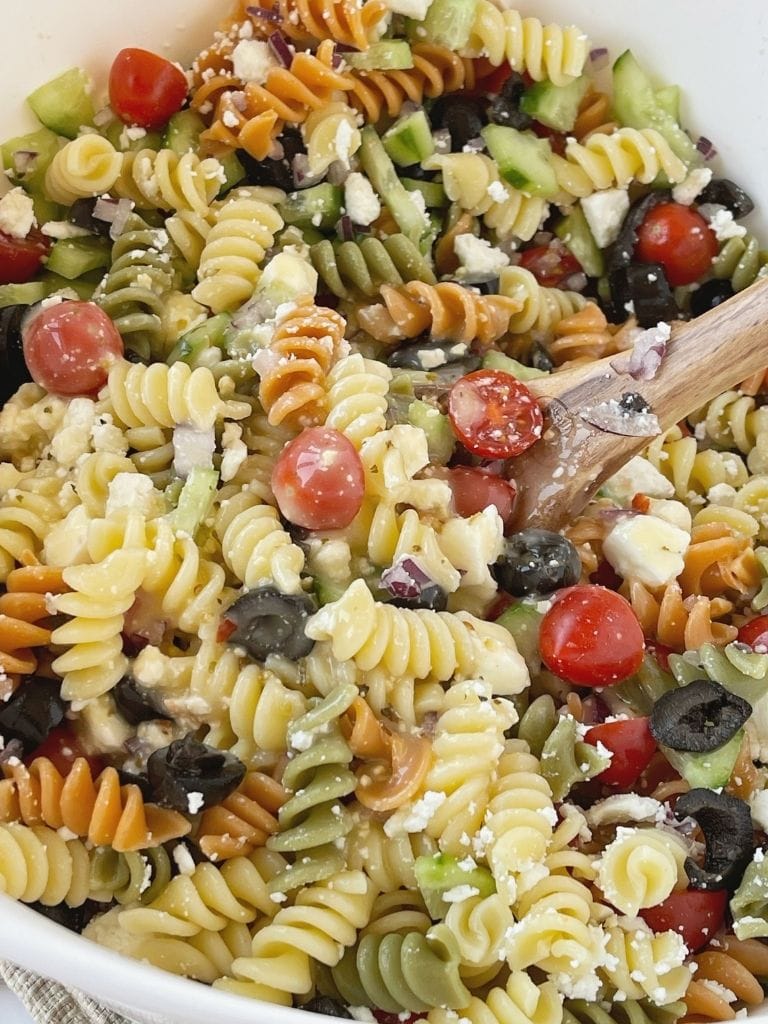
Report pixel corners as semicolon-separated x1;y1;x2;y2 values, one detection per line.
323;353;391;450
44;134;122;204
113;148;225;215
499;265;590;335
302;102;361;176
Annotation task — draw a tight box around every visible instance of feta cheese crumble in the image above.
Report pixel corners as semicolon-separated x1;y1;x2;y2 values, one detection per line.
581;188;630;248
344;172;381;226
603;513;690;588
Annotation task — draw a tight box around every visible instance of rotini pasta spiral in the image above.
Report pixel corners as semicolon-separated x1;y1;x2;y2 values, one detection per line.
359;281;522;348
192;187;284;313
552;129;688;200
302;102;361;176
242;0;388;50
89;845;172;906
684;936;768;1020
689;389;768;454
74;451;137;517
235;410;294;506
644;426;749;503
44;134;122;205
324;353;391;450
0;822;93;908
113;148;224;215
596;828;688;917
548;305;623;367
465;2;590;86
228;664;308;763
444;893;515;976
499;266;589;335
344;815;436;892
256;299;347;429
196;772;286;861
0;466;77;581
428;970;563;1024
712;232;768;292
0;757;190;853
600;920;692;1005
0;563;68;677
623;577;737;650
564;998;685;1024
310;234;435;301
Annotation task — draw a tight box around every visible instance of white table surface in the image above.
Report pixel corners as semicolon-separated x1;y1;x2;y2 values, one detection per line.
0;985;36;1023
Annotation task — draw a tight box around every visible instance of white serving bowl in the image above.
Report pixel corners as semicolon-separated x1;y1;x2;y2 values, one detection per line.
0;2;767;1022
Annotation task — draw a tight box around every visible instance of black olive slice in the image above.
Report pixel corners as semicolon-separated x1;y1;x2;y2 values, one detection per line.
698;178;755;220
0;676;66;754
690;279;735;319
391;583;449;612
237;128;305;191
487;73;531;130
29;899;102;932
388;340;472;372
605;191;672;275
147;736;246;813
0;303;33;405
675;788;754;891
68;197;112;237
430;96;488;152
650;679;752;753
224;586;317;662
113;676;164;726
493;529;581;597
302;997;353;1018
117;769;154;799
607;263;680;328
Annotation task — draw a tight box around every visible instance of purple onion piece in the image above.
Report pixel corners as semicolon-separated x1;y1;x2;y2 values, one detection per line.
560;271;588;293
381;557;433;600
246;5;284;22
338;215;355;242
12;150;38;175
696;136;718;161
532;231;554;247
589;47;610;71
627;323;671;382
92;197;121;223
269;31;294;68
334;41;359;54
462;136;485;153
292;153;323;189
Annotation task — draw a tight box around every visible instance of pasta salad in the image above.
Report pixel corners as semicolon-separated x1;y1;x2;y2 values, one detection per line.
0;1;765;1022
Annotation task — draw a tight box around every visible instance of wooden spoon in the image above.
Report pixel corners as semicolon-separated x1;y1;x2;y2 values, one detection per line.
510;275;768;531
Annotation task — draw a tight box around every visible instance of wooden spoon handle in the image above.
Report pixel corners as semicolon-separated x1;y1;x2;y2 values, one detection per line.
510;275;768;531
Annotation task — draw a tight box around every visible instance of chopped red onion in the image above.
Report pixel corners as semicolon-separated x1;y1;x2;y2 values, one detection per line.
269;31;294;68
589;47;610;71
292;153;323;189
581;399;661;437
338;215;355;242
93;105;114;128
381;557;433;600
560;271;588;292
12;150;38;175
399;101;422;118
92;197;121;223
246;5;284;22
172;424;216;479
334;42;359;54
627;322;671;381
696;136;718;161
532;231;554;247
420;711;439;738
432;128;451;154
108;198;135;240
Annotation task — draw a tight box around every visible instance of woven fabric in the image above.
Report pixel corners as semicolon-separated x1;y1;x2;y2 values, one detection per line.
0;963;134;1024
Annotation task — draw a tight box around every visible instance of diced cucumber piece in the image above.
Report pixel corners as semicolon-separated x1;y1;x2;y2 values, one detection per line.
347;41;414;70
39;271;98;300
1;128;62;196
661;731;743;790
45;236;112;280
218;151;246;194
383;110;435;167
280;183;343;231
520;76;589;132
496;603;543;675
104;121;163;153
359;126;428;244
408;0;477;50
555;205;604;278
0;281;49;309
408;399;455;465
27;69;95;140
415;854;495;918
655;84;681;122
482;125;558;199
173;467;219;537
168;314;232;366
314;575;348;606
163;110;206;155
482;350;548;382
612;50;699;166
401;178;447;208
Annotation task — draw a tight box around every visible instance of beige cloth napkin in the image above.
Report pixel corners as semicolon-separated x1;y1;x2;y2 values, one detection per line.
1;963;134;1024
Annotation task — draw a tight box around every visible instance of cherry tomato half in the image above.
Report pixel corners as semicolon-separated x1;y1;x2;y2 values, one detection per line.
23;300;124;395
641;889;728;953
519;242;581;287
448;369;543;460
447;466;517;530
27;724;106;777
539;585;645;686
586;716;656;787
272;426;364;531
635;202;718;287
109;48;188;130
0;226;50;285
738;615;768;653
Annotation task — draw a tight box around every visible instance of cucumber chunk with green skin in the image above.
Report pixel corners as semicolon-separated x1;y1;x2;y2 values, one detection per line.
314;575;349;606
401;178;447;208
27;69;95;140
655;84;681;122
415;854;495;918
39;271;99;300
482;350;549;383
482;125;558;199
359;126;428;243
163;109;206;155
217;151;246;194
0;281;49;309
612;50;699;166
104;121;163;154
2;128;62;197
383;110;435;168
496;603;543;675
408;0;477;49
347;40;414;70
661;730;743;790
408;399;455;465
173;467;219;537
520;76;589;132
168;314;232;366
555;205;604;278
280;183;343;231
45;236;112;280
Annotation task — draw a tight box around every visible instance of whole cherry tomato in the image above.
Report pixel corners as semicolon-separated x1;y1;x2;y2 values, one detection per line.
636;202;718;287
641;889;728;953
272;426;364;530
586;716;656;787
109;48;188;130
738;615;768;653
23;300;124;395
446;466;517;529
519;242;582;287
448;370;543;460
0;226;50;285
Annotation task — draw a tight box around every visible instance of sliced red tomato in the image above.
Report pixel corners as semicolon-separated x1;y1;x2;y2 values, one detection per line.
641;889;728;953
109;48;188;130
586;717;656;787
23;300;124;395
646;640;673;672
738;615;768;653
636;750;682;798
27;724;106;777
447;466;517;529
529;122;567;156
519;242;581;287
635;202;718;287
539;585;645;686
272;426;364;530
448;369;543;460
467;60;514;97
0;226;50;285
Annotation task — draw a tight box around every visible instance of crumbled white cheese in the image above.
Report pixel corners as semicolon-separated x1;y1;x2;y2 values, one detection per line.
699;203;747;242
603;513;690;588
231;39;278;84
706;482;738;507
672;167;713;206
586;794;664;828
119;125;148;150
131;645;167;688
219;421;248;482
384;790;446;836
41;220;91;239
289;729;316;752
50;397;97;468
187;791;205;815
405;186;430;228
602;455;674;505
172;424;216;479
344;172;381;226
750;790;768;832
646;498;692;532
105;472;157;518
347;1009;377;1023
581;188;630;248
454;234;510;278
0;187;36;238
172;843;197;876
441;884;480;904
380;0;433;18
334;118;356;166
487;179;509;204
